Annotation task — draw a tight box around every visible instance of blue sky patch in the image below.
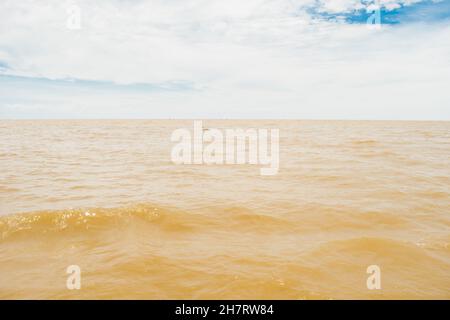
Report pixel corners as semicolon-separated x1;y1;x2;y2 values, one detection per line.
0;74;198;93
311;0;450;25
0;61;9;71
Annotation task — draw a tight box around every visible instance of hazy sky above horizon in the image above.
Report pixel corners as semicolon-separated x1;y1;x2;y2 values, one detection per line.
0;0;449;119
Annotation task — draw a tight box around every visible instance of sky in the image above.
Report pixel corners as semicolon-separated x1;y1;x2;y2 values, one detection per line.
0;0;449;119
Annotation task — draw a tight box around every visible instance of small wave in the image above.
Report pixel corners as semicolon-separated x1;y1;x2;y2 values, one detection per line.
0;204;305;241
0;204;203;240
351;139;378;146
0;185;20;192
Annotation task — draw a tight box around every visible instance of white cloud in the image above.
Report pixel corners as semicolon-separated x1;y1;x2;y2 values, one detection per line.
0;0;449;119
317;0;364;13
317;0;425;13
